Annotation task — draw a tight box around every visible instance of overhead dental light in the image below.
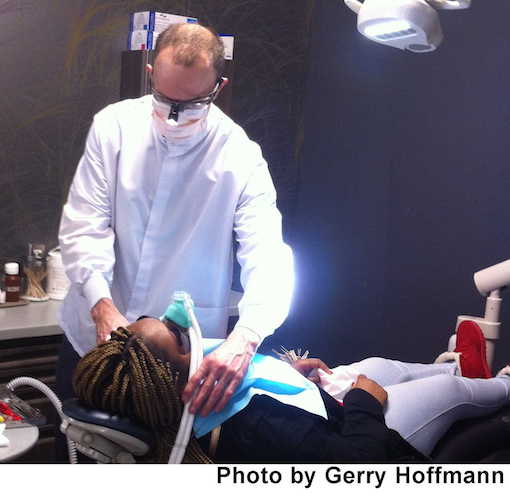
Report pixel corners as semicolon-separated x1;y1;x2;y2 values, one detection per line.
344;0;471;53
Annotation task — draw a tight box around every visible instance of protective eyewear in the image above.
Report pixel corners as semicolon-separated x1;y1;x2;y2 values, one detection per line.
152;77;225;121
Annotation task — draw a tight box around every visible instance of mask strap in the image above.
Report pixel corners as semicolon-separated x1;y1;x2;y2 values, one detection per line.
168;104;180;121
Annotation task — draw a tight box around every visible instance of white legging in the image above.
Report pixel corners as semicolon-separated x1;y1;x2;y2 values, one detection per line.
328;358;510;455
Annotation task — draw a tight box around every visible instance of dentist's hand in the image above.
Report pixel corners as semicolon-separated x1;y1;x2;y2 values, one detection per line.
91;298;129;345
182;327;259;416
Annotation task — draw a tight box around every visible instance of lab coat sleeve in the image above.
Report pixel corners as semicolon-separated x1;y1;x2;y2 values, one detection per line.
58;115;116;310
233;147;295;342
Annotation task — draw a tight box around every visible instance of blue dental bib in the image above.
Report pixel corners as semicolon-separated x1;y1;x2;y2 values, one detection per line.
193;339;327;438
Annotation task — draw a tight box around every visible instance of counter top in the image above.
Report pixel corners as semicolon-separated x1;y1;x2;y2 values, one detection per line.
0;425;39;463
0;291;243;342
0;300;63;341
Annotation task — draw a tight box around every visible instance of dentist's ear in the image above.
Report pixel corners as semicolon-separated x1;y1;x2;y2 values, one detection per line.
146;64;153;75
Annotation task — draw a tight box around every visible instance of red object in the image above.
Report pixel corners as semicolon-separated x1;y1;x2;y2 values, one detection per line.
0;401;23;421
455;321;492;379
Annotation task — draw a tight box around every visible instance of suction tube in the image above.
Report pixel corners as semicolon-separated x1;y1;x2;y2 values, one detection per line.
6;377;78;464
168;293;204;464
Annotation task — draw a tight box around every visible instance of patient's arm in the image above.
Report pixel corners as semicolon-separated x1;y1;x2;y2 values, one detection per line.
291;358;332;384
352;375;388;407
217;389;393;462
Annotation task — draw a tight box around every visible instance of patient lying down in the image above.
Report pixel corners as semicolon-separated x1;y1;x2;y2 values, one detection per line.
73;318;510;463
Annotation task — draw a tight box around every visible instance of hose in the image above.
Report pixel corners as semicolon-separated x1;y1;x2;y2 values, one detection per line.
168;294;203;463
6;377;78;464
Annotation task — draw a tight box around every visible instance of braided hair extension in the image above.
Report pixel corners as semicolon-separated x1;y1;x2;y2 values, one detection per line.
73;327;212;463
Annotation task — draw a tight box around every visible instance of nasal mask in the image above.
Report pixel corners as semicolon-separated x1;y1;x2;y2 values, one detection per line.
152;96;209;141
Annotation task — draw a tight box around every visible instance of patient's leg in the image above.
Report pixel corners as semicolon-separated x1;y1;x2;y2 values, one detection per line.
327;357;456;388
384;373;510;456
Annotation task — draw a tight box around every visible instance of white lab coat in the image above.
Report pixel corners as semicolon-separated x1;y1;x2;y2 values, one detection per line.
58;96;294;356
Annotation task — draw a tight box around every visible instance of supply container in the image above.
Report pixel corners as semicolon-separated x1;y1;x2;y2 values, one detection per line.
130;11;197;32
46;247;70;300
23;243;49;301
4;262;21;302
128;29;159;50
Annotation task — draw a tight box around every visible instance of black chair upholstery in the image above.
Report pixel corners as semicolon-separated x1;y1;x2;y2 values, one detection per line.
62;398;154;447
431;406;510;462
62;399;510;463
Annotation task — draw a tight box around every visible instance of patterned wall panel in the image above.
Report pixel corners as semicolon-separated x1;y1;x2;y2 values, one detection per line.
0;0;314;262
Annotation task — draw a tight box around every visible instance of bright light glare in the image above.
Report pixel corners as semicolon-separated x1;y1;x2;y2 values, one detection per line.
363;20;413;38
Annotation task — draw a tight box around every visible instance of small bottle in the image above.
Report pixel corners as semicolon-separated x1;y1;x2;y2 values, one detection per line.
5;262;21;302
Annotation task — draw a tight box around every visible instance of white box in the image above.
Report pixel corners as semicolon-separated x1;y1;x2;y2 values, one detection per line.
220;35;235;60
130;11;198;32
128;30;159;50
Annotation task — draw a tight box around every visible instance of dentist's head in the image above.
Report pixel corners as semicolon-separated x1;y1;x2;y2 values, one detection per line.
147;23;228;142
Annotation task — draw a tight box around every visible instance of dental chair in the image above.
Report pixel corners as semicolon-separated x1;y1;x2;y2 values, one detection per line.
56;260;510;463
6;261;510;463
430;260;510;462
59;399;153;463
57;389;510;464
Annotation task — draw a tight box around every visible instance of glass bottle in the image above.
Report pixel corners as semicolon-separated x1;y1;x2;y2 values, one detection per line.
5;262;21;302
24;243;49;301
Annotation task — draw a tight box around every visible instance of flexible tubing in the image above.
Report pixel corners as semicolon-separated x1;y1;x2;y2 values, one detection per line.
6;377;78;464
168;295;204;463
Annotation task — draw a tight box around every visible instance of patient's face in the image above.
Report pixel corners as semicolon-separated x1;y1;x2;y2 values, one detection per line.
127;317;190;371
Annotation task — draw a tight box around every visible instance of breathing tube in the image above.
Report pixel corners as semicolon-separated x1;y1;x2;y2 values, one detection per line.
161;291;204;464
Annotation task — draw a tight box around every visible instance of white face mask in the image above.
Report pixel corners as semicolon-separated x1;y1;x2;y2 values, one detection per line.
152;96;210;143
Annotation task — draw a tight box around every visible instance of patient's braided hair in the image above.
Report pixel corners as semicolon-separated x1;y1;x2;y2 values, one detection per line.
73;327;212;463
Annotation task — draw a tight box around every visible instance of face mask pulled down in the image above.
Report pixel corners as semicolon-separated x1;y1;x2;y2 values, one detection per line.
152;96;209;146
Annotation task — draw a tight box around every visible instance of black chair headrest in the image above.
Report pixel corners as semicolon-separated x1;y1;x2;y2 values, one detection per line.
62;398;154;447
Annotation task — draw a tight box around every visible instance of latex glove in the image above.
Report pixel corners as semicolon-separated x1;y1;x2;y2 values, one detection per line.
291;358;333;384
91;298;129;345
182;327;259;416
351;374;388;407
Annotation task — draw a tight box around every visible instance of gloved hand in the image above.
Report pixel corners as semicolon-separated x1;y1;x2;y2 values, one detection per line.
182;327;259;416
91;298;129;344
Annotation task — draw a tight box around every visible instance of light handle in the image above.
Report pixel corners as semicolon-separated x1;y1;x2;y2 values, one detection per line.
344;0;471;13
428;0;471;9
344;0;362;14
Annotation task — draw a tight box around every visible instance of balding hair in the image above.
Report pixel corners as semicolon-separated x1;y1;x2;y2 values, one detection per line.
153;23;225;77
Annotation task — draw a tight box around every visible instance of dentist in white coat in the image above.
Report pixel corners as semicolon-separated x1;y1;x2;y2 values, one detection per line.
57;22;294;419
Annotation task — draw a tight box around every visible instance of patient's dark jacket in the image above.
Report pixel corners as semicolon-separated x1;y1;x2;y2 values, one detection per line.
198;387;428;463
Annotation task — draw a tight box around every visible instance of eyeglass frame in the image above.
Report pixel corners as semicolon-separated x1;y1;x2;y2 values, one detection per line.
151;76;226;116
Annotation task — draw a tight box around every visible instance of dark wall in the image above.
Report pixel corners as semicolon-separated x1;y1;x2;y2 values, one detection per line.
5;0;507;370
272;0;510;370
0;0;312;261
